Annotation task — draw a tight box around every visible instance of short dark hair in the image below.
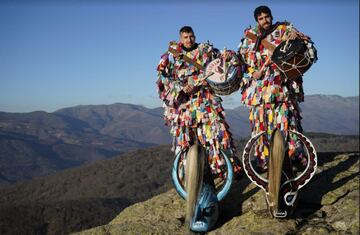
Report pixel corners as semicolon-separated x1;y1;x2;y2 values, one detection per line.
179;26;194;34
254;5;272;21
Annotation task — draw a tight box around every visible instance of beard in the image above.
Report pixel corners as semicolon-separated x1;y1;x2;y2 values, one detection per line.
261;22;271;30
184;43;194;48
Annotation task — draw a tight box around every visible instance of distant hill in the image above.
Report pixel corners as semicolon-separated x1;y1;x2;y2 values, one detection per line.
225;95;359;138
0;111;152;186
0;95;358;186
300;95;359;135
55;103;169;145
55;95;359;142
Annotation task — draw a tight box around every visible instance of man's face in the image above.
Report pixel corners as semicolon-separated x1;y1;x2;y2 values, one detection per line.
257;12;272;31
180;32;196;49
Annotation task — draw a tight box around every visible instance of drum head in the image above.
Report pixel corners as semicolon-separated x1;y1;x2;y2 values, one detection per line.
271;38;307;65
205;58;240;96
206;58;227;83
242;130;317;193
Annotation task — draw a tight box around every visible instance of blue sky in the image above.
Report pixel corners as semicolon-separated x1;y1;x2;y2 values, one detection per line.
0;0;358;112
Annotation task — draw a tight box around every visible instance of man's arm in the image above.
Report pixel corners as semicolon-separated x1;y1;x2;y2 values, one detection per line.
156;52;183;107
238;35;256;86
180;43;218;93
282;23;311;41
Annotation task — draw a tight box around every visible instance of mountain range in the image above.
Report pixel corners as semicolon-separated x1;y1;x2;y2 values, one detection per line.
0;94;358;186
0;109;153;186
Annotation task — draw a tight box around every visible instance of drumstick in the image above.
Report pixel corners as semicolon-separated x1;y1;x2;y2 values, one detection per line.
260;57;271;73
189;72;215;86
223;47;228;80
184;71;214;92
204;71;215;79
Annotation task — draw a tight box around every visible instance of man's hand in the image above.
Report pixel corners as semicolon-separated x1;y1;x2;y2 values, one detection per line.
183;84;194;93
286;31;311;41
223;52;232;62
252;58;271;80
252;70;263;80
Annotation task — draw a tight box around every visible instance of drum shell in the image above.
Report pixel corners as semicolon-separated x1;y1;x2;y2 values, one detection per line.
274;54;312;80
206;65;242;96
271;39;316;80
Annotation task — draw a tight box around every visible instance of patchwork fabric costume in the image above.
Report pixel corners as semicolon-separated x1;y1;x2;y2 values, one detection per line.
238;21;307;167
156;41;241;175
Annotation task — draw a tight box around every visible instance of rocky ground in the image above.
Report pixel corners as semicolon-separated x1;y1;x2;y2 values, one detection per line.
74;152;359;235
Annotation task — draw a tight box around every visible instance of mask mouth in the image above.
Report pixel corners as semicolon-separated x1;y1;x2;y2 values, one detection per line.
190;183;219;232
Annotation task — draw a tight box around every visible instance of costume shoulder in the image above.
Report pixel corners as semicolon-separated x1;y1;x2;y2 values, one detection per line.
198;41;220;60
163;40;183;58
274;21;292;31
238;26;257;50
243;26;258;42
198;41;218;53
278;21;291;26
244;25;257;35
157;41;180;73
277;21;301;34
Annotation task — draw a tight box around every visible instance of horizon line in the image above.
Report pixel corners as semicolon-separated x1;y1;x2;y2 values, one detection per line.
0;94;359;114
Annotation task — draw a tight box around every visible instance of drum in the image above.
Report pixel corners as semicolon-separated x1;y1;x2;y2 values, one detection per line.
205;57;242;96
242;129;317;218
271;38;317;80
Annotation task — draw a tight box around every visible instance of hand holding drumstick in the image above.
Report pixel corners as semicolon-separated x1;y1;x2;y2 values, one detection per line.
252;57;271;80
183;71;215;93
183;48;229;94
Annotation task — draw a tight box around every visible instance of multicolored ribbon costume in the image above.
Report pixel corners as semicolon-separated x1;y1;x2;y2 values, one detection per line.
238;22;307;168
156;41;241;175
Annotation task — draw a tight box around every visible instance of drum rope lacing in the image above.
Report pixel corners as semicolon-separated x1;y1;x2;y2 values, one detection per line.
275;52;313;79
273;40;317;80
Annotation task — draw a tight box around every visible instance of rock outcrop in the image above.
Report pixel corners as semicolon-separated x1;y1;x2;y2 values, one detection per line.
74;152;359;234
